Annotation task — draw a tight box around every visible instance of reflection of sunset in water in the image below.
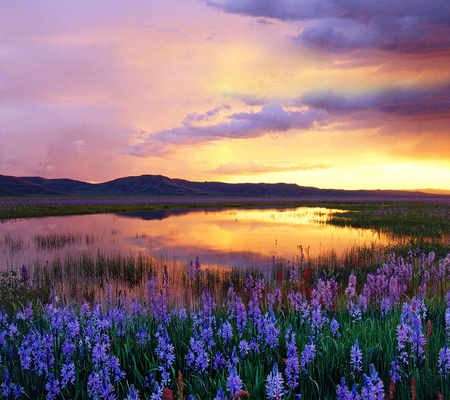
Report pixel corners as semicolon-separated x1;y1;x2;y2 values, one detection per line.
0;207;390;270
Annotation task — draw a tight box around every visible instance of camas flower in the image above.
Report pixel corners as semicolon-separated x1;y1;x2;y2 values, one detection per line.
266;363;284;399
361;364;384;400
350;339;363;373
330;318;340;337
45;373;61;400
438;344;450;378
300;339;316;374
285;327;300;390
227;367;243;397
125;384;140;400
389;357;401;383
336;377;358;400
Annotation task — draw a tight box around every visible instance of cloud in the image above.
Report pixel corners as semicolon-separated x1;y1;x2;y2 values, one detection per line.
206;0;450;57
301;85;450;119
125;105;328;157
182;106;231;126
210;161;332;175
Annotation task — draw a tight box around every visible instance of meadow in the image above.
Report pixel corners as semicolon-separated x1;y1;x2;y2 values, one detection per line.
2;200;450;399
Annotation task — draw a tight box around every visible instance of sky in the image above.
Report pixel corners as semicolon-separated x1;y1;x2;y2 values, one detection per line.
1;0;450;190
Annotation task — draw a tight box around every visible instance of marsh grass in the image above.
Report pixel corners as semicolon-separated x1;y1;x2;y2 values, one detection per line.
33;233;83;251
1;233;28;255
327;202;450;243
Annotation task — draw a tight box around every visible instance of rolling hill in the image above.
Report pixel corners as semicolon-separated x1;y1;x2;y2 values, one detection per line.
0;174;446;199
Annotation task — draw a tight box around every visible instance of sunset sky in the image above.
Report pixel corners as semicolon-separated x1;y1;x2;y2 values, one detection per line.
2;0;450;190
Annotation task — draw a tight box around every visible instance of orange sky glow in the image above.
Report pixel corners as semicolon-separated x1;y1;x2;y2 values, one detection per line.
1;0;450;191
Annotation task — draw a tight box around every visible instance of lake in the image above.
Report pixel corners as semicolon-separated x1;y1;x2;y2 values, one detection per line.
1;206;389;271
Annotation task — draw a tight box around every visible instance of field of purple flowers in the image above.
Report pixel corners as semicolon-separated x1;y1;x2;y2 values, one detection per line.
1;248;450;399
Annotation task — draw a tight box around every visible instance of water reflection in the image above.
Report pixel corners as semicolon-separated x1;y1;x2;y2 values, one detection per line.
1;207;389;271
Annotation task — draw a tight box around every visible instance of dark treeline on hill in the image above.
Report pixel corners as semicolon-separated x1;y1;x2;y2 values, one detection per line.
0;173;445;198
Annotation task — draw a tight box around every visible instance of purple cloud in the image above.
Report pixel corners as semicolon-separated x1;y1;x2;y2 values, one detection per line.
182;106;231;126
301;85;450;119
125;105;327;157
207;0;450;56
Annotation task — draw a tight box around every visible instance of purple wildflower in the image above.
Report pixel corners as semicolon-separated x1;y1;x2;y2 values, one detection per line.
389;357;402;383
288;290;303;313
194;257;201;275
214;387;227;400
336;377;357;400
1;370;13;398
350;339;363;373
213;351;226;370
218;320;233;346
345;271;357;300
226;367;243;397
125;384;140;400
285;326;300;390
410;314;426;363
226;346;239;371
239;339;249;359
311;305;327;339
12;384;25;399
62;339;76;358
45;373;61;400
347;296;363;323
289;261;296;282
266;362;284;399
187;261;195;279
438;344;450;378
311;277;338;312
300;338;316;374
20;265;29;285
61;361;76;387
155;325;175;370
186;336;210;374
267;288;282;310
358;295;368;314
330;318;340;337
249;337;260;354
361;364;384;400
380;297;391;316
256;312;280;351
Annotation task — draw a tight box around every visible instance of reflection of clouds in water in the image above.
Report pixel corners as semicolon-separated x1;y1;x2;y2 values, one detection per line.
122;234;268;268
0;207;390;271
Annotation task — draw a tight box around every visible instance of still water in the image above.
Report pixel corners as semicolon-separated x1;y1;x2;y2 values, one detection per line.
1;207;389;271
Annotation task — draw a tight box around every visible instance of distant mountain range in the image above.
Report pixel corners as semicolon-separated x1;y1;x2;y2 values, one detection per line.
0;174;447;198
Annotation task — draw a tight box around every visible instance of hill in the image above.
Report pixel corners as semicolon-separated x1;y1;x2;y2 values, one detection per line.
0;174;446;199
